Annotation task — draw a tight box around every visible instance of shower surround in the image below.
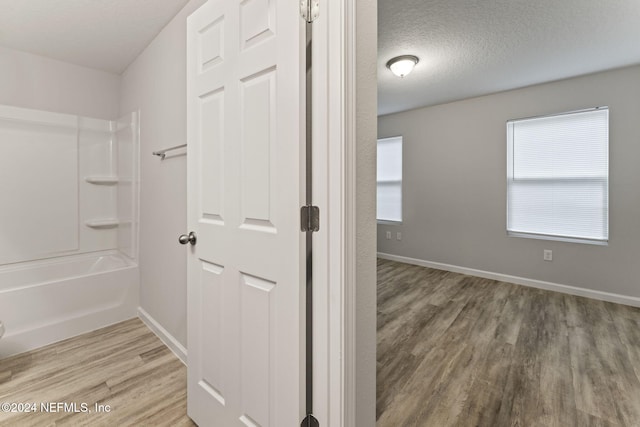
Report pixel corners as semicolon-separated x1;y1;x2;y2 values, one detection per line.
0;104;140;358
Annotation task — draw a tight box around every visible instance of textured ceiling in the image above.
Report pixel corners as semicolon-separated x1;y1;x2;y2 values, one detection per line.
0;0;190;74
379;0;640;115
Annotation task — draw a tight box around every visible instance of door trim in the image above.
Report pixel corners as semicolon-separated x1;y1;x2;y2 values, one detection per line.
343;0;358;421
311;0;358;425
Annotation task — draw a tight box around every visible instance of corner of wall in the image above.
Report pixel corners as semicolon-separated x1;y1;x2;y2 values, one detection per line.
355;0;378;424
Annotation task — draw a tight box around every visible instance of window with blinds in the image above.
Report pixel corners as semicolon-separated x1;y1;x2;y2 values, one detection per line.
506;107;609;244
377;136;403;222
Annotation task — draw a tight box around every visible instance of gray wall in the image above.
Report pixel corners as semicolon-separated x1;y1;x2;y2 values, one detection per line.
378;65;640;298
355;0;378;425
119;0;206;347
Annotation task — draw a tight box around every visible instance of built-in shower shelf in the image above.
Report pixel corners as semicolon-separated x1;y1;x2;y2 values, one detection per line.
85;219;120;228
85;176;119;185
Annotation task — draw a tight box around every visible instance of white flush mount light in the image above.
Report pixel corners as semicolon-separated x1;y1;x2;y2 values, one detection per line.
386;55;419;78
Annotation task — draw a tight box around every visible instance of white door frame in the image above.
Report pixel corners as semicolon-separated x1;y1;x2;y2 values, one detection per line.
311;0;353;424
312;0;375;425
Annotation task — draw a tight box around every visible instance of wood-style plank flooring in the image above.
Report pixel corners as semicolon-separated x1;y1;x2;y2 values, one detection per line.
0;319;194;427
377;258;640;427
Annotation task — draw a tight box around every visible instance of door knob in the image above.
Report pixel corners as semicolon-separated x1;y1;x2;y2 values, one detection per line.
178;231;197;245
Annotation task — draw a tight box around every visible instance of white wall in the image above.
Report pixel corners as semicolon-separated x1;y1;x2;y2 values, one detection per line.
355;0;378;425
119;0;206;348
378;65;640;299
0;46;119;119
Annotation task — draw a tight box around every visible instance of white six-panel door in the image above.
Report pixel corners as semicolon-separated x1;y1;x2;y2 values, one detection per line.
186;0;305;425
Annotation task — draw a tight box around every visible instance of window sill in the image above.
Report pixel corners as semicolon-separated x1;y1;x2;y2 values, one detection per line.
377;220;402;226
507;231;608;246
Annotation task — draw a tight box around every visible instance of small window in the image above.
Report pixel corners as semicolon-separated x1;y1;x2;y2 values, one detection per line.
377;136;402;222
506;107;609;244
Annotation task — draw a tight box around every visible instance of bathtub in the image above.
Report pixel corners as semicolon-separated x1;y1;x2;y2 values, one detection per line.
0;251;139;358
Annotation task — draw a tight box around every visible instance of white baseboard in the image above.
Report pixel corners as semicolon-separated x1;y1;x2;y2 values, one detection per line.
138;307;187;365
377;252;640;308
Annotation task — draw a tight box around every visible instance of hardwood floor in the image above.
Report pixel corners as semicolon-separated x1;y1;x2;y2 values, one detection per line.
376;258;640;427
0;319;194;427
3;262;640;426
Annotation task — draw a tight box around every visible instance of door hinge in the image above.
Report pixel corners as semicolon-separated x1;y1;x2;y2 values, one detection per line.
300;205;320;232
301;414;320;427
300;0;319;23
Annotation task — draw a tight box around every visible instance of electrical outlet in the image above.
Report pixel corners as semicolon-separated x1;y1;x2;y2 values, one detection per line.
386;231;391;240
396;232;402;241
543;249;553;261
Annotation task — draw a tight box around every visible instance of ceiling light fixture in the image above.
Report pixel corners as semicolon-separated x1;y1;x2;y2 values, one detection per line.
386;55;419;78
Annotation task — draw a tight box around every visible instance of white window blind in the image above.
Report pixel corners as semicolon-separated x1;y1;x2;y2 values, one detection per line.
377;136;402;222
507;108;609;244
